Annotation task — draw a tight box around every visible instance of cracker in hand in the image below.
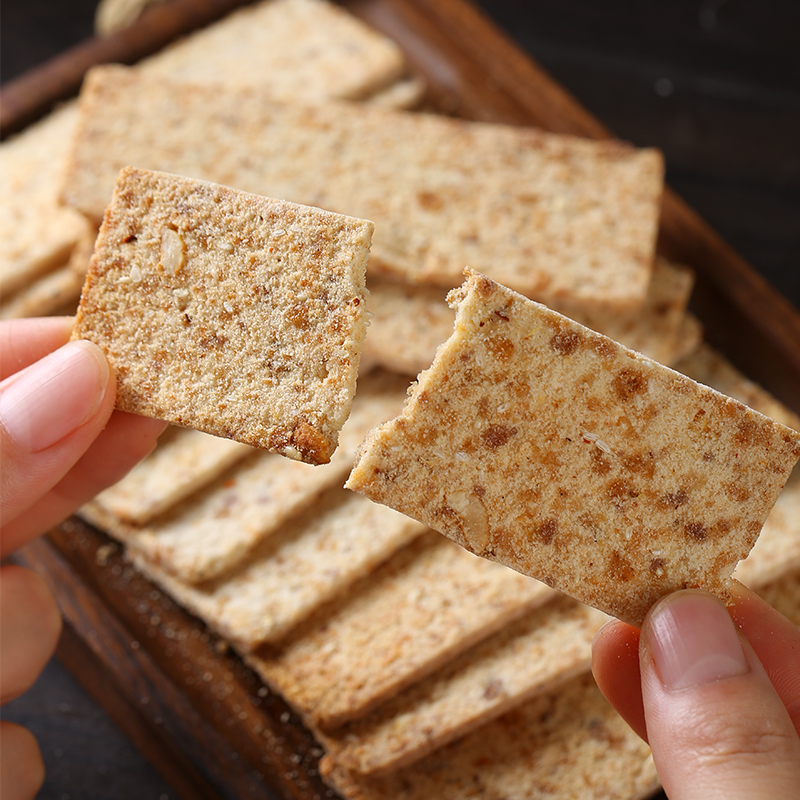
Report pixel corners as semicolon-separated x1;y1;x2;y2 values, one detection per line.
347;269;800;625
73;167;372;464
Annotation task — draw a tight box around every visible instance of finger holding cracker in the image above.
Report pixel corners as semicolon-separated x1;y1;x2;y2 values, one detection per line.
346;269;800;626
72;167;373;465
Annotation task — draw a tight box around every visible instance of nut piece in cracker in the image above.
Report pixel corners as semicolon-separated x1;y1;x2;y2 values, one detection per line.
73;167;372;465
346;269;800;626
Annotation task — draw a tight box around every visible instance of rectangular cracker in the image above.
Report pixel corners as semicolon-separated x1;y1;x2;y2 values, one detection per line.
80;372;410;582
141;0;407;102
734;472;800;589
0;264;84;320
92;426;252;525
320;672;659;800
319;596;607;776
346;270;800;626
362;258;695;377
669;342;800;589
757;566;800;628
71;167;372;465
571;257;695;365
360;280;453;376
129;487;426;650
248;532;554;729
0;103;90;297
675;342;800;432
63;66;662;310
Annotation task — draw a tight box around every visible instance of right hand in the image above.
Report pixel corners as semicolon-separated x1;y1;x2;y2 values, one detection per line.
592;582;800;800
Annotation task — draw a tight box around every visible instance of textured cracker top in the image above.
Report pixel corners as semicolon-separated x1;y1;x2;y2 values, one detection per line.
64;66;663;312
73;167;372;465
347;270;800;625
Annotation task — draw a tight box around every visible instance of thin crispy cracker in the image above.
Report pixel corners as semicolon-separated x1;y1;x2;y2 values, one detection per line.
129;487;426;650
320;596;606;775
734;472;800;589
347;270;800;626
320;672;659;800
80;373;409;582
63;66;662;310
362;258;695;377
362;76;426;110
571;257;695;364
360;280;452;376
0;264;84;320
72;167;372;464
670;312;703;364
676;342;800;431
93;426;252;525
757;566;800;627
249;532;554;729
141;0;407;102
670;342;800;589
0;104;91;298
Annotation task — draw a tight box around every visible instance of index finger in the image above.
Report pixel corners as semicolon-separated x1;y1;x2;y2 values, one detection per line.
0;317;75;381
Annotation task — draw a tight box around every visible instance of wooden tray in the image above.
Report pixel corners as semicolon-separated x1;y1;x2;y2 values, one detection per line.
6;1;800;798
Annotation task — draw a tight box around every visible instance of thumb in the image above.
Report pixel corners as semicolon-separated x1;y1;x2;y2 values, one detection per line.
0;339;115;551
640;590;800;800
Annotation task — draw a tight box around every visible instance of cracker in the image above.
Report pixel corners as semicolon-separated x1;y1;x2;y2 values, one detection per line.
362;259;695;377
249;533;554;729
141;0;406;102
360;280;453;376
347;270;800;626
92;426;252;525
320;596;606;775
670;312;703;365
129;487;426;650
362;76;426;110
570;257;695;365
676;341;800;431
72;166;372;464
80;372;409;582
0;264;84;320
320;672;659;800
0;103;90;297
668;341;800;589
63;66;662;310
67;224;98;278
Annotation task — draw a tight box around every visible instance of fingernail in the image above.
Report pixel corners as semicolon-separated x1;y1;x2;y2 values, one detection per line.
644;591;749;691
0;340;110;452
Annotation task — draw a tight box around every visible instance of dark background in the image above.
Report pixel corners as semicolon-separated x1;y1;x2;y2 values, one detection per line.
2;1;798;798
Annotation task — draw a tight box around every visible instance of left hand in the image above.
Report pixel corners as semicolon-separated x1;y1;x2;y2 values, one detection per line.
0;316;166;800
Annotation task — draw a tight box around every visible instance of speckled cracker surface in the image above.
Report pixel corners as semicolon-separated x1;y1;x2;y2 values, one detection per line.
64;66;661;310
320;596;606;776
250;533;553;729
346;270;800;626
320;672;659;800
0;103;90;297
81;373;408;583
361;258;695;377
129;487;425;650
72;167;372;464
92;427;252;525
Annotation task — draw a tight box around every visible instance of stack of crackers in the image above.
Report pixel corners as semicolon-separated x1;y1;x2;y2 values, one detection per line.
2;2;800;799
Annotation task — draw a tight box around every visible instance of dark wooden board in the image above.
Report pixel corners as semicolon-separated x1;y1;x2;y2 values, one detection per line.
4;0;800;797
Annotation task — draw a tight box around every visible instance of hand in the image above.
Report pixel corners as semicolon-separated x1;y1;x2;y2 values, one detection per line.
0;317;165;799
592;583;800;800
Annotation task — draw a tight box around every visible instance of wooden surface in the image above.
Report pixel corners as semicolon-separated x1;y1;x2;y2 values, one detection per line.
2;1;799;798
